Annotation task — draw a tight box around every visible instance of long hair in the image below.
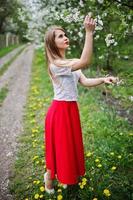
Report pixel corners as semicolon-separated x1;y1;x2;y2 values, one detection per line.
44;26;78;81
44;26;64;80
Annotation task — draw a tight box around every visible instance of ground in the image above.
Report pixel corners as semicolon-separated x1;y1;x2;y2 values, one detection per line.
0;45;34;200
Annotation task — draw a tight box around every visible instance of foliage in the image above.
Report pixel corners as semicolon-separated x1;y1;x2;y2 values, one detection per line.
9;49;133;200
17;0;133;70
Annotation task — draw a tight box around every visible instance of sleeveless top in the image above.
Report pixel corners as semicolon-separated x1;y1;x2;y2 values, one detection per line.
49;63;81;101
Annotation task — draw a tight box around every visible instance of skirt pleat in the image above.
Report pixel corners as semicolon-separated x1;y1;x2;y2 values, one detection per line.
44;100;85;185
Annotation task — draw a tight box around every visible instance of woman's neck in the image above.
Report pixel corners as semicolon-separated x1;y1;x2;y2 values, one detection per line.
59;49;66;58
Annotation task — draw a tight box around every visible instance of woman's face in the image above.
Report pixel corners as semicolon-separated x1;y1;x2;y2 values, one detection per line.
54;29;69;50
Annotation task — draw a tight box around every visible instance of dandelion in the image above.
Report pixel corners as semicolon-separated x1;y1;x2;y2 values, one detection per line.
41;160;44;164
40;194;43;198
97;164;102;168
110;152;114;156
111;166;117;171
80;184;84;189
40;186;45;192
36;180;40;184
86;151;92;157
118;155;122;159
33;156;39;160
25;198;29;200
82;177;87;182
57;189;62;192
103;188;111;197
33;180;37;184
57;194;63;200
95;158;100;162
93;198;98;200
34;193;40;199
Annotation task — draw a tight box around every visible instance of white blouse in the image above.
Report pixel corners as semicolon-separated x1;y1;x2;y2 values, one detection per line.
49;64;81;101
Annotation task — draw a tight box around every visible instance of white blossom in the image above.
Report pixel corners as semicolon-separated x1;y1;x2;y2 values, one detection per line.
95;15;103;30
95;35;100;40
124;55;129;59
105;33;116;47
129;96;133;102
97;0;104;4
99;55;104;59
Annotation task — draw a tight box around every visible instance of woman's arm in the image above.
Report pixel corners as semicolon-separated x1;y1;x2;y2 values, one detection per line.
71;15;95;71
79;70;118;87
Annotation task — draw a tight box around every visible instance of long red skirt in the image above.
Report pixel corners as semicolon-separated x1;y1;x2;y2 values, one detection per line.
44;100;85;185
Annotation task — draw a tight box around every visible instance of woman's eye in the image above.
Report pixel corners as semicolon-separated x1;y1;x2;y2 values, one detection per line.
59;34;63;38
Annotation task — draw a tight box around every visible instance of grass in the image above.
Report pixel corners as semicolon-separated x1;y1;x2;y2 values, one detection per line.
0;44;23;58
9;48;132;200
0;45;26;77
0;86;9;106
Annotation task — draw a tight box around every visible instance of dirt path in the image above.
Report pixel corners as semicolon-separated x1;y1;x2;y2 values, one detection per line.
0;45;26;69
0;44;34;200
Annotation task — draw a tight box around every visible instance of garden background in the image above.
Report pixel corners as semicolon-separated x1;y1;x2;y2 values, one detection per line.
0;0;133;200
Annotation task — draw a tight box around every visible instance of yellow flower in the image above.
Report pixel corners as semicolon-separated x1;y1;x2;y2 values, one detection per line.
103;189;111;197
118;155;122;159
110;152;114;156
57;194;63;200
86;152;92;157
36;160;40;164
57;189;62;192
95;158;100;163
32;129;39;133
111;166;116;171
25;198;29;200
82;181;87;186
40;194;43;198
40;186;45;192
80;184;84;189
34;193;39;199
33;180;37;184
93;198;98;200
33;156;39;160
97;164;102;168
36;180;40;184
82;177;87;182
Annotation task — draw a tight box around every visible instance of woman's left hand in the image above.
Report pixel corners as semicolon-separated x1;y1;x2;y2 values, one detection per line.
103;76;119;84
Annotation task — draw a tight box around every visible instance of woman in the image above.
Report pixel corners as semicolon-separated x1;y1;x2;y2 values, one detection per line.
44;15;118;194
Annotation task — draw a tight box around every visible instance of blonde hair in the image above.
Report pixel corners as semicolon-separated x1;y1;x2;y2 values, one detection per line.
44;26;78;80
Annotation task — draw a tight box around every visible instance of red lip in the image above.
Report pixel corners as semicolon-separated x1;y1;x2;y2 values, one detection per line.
64;41;69;45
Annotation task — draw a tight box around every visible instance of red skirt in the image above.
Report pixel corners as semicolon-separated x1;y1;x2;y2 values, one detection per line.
44;100;85;185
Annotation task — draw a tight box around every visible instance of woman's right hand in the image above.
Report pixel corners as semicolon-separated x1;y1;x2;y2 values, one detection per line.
83;14;96;33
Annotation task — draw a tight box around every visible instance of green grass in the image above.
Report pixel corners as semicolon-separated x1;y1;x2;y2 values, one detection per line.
0;44;23;58
0;45;26;77
9;49;132;200
0;86;9;106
